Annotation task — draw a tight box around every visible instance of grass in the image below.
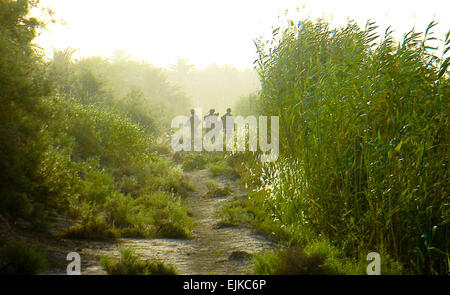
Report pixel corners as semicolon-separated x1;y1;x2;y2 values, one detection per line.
174;151;225;172
253;244;404;275
217;191;291;241
222;153;407;274
61;216;119;241
100;248;177;275
0;241;48;275
207;160;238;179
177;152;209;171
253;247;332;275
205;180;233;198
62;191;194;240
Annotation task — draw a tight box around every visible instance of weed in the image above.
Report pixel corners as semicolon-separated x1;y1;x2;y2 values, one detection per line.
205;181;233;198
207;160;238;178
100;248;177;275
61;216;118;241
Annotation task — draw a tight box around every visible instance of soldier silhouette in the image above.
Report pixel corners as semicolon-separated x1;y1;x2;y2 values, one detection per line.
221;108;234;151
187;109;200;151
221;108;233;133
204;109;219;133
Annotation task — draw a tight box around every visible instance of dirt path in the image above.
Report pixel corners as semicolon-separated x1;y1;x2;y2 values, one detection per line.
73;169;274;275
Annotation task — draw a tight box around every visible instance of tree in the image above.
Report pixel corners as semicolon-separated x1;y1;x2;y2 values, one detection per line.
0;0;49;218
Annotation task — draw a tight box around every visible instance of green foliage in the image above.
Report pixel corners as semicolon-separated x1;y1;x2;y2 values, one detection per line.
100;248;177;275
207;160;238;178
61;189;194;240
2;0;446;276
119;191;194;239
205;181;233;198
45;96;151;169
61;216;119;241
179;152;209;171
218;191;290;241
0;0;51;220
0;1;195;242
175;151;227;172
48;51;191;134
253;247;332;275
0;241;48;275
248;19;449;274
253;242;403;275
40;96;195;239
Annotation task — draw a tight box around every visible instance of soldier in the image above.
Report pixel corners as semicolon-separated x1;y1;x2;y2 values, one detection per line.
188;109;200;150
204;109;217;133
221;108;233;133
221;108;234;151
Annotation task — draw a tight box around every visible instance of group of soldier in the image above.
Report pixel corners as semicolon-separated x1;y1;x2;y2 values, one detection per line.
189;108;234;134
186;108;234;150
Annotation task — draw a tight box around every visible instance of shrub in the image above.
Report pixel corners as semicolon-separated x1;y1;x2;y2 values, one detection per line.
253;247;331;275
217;191;291;241
207;160;238;178
180;152;209;171
148;192;194;239
61;216;118;241
63;190;194;240
205;181;232;198
0;241;48;275
154;221;191;239
100;248;177;275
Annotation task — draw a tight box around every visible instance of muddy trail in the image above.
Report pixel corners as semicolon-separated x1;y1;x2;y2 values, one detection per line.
52;169;275;275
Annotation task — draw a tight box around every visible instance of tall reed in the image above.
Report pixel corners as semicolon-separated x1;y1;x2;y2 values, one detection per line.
251;19;448;274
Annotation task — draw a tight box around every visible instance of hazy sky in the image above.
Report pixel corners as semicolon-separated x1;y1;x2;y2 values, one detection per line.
34;0;449;69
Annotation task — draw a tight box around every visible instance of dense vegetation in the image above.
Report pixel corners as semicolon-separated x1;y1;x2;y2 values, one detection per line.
230;20;449;274
0;0;447;275
0;0;194;260
0;241;48;275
